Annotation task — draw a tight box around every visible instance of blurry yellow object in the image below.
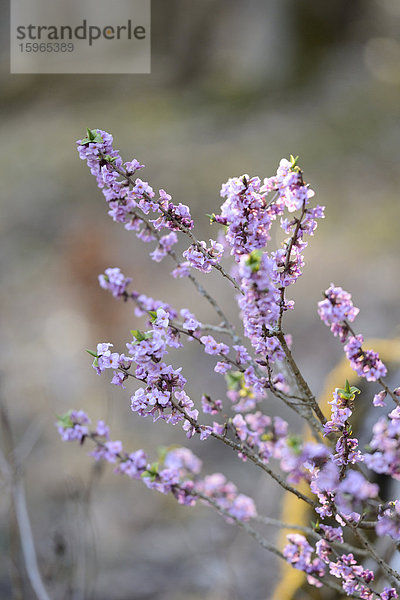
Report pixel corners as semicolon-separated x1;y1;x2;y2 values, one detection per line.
272;338;400;600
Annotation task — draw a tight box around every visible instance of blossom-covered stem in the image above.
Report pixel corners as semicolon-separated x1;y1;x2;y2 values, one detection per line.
344;321;400;407
277;199;307;330
169;396;317;508
324;542;381;598
101;154;243;294
75;429;321;585
120;206;240;342
254;516;370;557
276;331;327;426
346;518;400;585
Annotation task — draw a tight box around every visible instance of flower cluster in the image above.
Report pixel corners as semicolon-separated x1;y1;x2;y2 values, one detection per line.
217;175;273;257
327;553;374;597
183;239;224;273
216;159;324;365
284;530;399;598
344;334;387;382
197;473;257;522
91;308;217;440
224;367;267;412
150;231;178;263
264;158;315;213
285;528;380;598
319;284;387;382
231;411;289;463
364;406;400;480
311;457;378;520
376;501;400;541
323;383;364;471
318;284;359;341
237;252;283;361
56;410;90;442
98;267;132;298
283;534;325;587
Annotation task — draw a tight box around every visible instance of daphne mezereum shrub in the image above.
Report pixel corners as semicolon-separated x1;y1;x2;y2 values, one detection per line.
57;128;400;599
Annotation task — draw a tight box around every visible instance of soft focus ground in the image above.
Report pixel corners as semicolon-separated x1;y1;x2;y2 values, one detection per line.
1;2;400;599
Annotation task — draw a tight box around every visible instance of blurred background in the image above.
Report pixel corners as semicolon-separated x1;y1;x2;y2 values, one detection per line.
1;1;400;598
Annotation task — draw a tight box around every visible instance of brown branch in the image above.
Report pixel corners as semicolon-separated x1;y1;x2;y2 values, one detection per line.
276;331;327;426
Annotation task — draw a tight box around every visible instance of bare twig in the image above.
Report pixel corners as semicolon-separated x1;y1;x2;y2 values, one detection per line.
0;401;51;600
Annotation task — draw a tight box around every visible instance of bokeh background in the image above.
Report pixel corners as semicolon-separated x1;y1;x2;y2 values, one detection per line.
1;1;400;599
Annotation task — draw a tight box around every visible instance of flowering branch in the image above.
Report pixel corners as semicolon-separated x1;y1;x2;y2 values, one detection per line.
56;130;400;599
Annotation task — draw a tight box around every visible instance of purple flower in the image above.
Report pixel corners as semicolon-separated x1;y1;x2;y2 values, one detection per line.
344;335;387;382
200;335;229;356
124;159;144;175
98;267;132;298
373;391;387;407
57;410;90;442
164;447;202;475
335;470;379;515
233;344;251;365
319;524;343;543
232;414;248;441
111;371;127;388
198;473;257;522
214;361;231;374
153;307;169;330
228;494;257;521
201;395;222;415
218;174;272;258
116;449;148;479
376;501;400;541
180;308;202;332
318;284;359;341
283;534;325;587
95;420;110;438
381;588;399;600
150;232;178;263
183;239;224;273
171;262;190;278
